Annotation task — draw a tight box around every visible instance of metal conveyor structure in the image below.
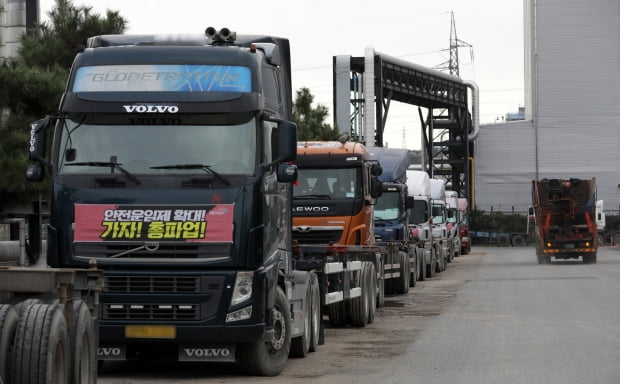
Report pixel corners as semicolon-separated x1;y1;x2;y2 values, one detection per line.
333;47;479;204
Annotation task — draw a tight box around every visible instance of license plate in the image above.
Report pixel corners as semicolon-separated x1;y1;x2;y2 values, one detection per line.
125;325;176;339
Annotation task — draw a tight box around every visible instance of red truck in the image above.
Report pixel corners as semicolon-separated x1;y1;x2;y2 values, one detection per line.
531;178;598;264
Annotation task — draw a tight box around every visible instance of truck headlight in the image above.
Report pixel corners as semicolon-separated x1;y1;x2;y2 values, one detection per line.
230;271;253;306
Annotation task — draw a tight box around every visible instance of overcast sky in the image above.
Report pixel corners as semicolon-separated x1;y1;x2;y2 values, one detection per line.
39;0;524;150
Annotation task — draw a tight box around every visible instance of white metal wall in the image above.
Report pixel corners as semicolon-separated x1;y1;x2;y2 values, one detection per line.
475;0;620;213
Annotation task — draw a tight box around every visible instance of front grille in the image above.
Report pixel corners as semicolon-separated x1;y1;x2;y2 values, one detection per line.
105;275;201;293
102;275;225;321
292;229;342;244
103;303;199;320
74;243;231;259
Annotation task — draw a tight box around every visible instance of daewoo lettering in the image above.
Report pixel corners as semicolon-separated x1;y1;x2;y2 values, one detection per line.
293;206;330;213
122;104;179;113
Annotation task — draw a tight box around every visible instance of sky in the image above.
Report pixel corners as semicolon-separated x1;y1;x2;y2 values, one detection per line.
39;0;524;150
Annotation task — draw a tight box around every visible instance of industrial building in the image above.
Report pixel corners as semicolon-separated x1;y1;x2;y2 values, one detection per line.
0;0;37;59
475;0;620;213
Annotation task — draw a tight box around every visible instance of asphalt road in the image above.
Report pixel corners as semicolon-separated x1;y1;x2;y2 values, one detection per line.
98;246;620;384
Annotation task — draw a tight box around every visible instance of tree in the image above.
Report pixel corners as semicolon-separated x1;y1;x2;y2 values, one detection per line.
292;87;340;141
0;0;126;209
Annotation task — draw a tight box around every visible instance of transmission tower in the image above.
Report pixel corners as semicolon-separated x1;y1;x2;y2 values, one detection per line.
435;11;473;77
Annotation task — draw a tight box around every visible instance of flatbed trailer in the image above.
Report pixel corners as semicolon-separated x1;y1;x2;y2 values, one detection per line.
0;215;104;384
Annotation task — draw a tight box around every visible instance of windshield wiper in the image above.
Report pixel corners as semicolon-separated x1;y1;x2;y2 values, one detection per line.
65;161;141;185
150;164;231;186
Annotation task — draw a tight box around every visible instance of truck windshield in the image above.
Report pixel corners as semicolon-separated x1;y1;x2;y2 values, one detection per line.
432;204;446;224
57;113;256;175
293;168;361;200
409;200;428;224
447;208;458;223
375;191;400;220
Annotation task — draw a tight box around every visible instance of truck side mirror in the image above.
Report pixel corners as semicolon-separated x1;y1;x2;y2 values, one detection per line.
28;118;50;161
369;161;382;177
26;163;45;182
26;117;53;182
405;196;414;210
277;163;297;183
370;177;383;198
273;120;297;163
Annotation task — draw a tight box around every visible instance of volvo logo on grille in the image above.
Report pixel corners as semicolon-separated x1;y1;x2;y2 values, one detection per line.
144;241;160;252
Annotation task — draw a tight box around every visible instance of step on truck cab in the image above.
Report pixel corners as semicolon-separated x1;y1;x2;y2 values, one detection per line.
406;170;437;279
24;27;318;376
369;147;417;293
292;140;385;325
532;178;598;264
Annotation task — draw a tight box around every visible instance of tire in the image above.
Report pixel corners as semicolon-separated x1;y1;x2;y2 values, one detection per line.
418;250;426;281
308;273;320;353
583;252;597;264
327;301;346;327
376;273;385;308
409;250;417;288
383;252;395;295
70;301;97;384
239;287;291;376
395;252;409;294
0;305;19;384
13;303;70;384
427;248;436;278
366;263;377;324
290;274;312;358
497;234;510;247
597;234;605;246
349;265;369;327
511;235;526;247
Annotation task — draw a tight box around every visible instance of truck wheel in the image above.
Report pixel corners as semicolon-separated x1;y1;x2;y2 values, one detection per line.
583;252;597;264
308;273;321;352
290;281;311;358
497;234;510;247
512;235;526;247
70;300;96;384
240;287;290;376
349;265;369;327
13;303;70;384
613;233;620;246
395;252;409;294
418;251;426;281
0;305;19;383
427;248;436;278
409;251;417;288
376;274;385;308
327;301;346;327
366;263;377;324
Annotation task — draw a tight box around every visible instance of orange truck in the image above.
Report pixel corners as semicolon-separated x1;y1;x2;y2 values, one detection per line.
531;178;598;264
292;140;393;327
